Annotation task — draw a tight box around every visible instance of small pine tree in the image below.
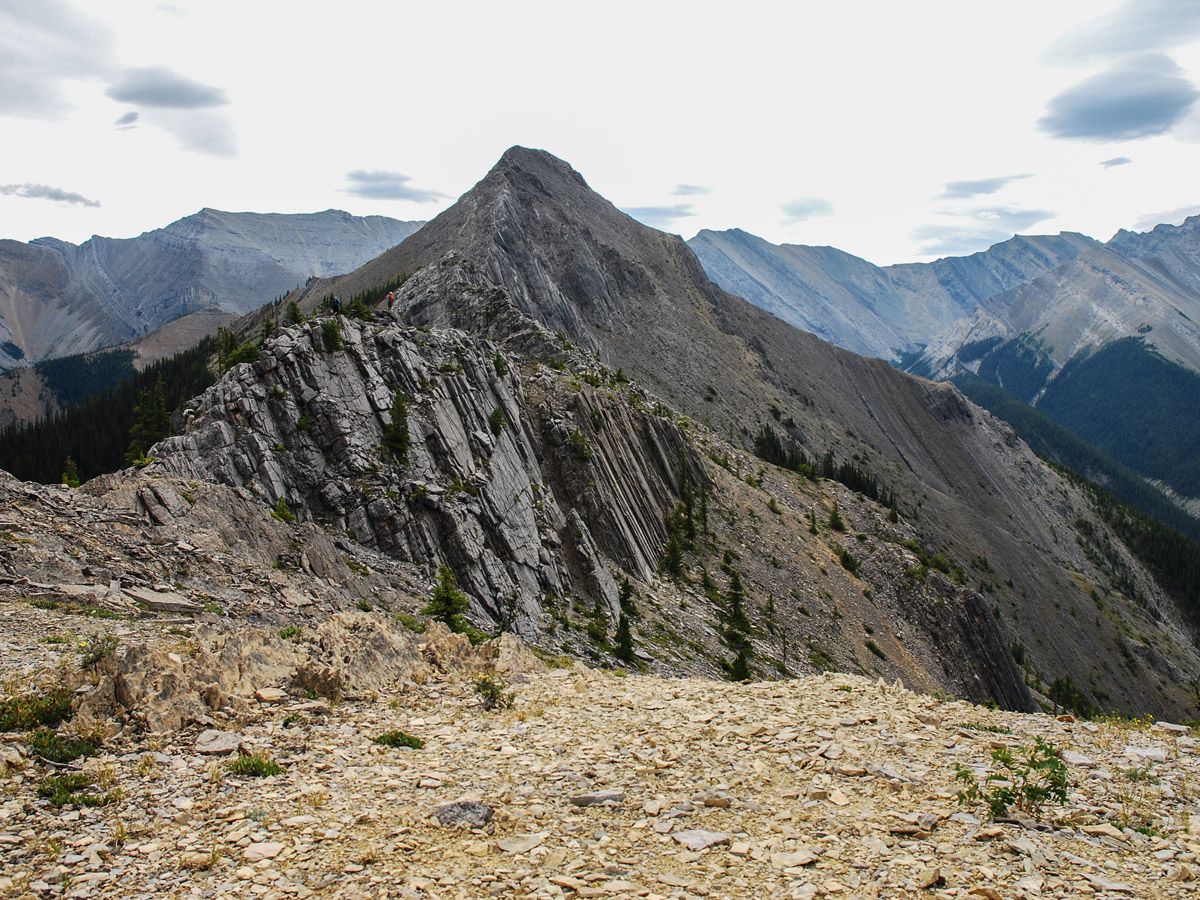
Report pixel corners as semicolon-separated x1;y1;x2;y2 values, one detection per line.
663;529;685;578
615;610;635;663
285;301;304;325
488;407;506;437
728;640;752;681
125;375;169;463
808;508;819;535
828;500;845;532
727;569;750;633
61;456;80;488
424;565;469;630
382;393;410;465
617;576;639;619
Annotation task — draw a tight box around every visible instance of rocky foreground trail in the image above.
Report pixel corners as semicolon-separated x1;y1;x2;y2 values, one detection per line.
3;604;1200;899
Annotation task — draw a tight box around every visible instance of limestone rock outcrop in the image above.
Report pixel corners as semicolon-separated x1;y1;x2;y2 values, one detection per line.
149;314;703;639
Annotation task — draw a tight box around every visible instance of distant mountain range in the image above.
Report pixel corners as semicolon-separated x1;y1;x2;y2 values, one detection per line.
0;209;424;369
691;217;1200;510
689;228;1097;360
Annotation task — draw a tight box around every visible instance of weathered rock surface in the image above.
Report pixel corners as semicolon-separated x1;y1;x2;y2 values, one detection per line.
149;314;702;640
292;146;1200;718
3;599;1200;898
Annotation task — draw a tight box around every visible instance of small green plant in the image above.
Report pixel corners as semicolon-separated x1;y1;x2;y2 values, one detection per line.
80;632;118;669
488;407;506;437
226;752;283;778
0;688;74;731
203;602;225;616
954;737;1070;820
864;639;886;660
28;728;97;763
344;556;370;577
374;730;424;749
395;612;426;634
960;722;1012;735
473;673;514;711
838;546;860;576
272;497;296;524
278;625;302;641
38;773;113;808
355;599;372;612
567;428;592;460
321;319;343;351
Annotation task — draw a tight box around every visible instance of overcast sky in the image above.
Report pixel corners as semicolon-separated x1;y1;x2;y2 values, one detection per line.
2;0;1200;264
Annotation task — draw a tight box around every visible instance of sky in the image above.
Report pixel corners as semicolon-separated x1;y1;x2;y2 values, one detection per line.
2;0;1200;265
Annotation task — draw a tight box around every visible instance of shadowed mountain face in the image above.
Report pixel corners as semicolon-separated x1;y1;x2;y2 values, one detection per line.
287;147;1200;718
0;209;424;368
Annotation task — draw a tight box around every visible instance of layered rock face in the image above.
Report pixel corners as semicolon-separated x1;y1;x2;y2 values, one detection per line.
277;147;1200;717
150;314;702;639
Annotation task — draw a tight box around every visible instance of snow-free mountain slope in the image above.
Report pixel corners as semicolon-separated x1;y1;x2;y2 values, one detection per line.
0;209;424;368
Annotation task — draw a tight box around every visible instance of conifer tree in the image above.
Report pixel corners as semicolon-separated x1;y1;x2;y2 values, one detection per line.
382;393;410;465
61;456;80;488
424;564;469;630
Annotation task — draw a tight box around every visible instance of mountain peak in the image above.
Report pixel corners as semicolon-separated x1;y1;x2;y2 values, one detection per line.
487;146;591;193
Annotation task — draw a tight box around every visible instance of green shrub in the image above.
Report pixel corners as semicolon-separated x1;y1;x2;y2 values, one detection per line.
488;407;506;437
473;673;514;711
61;456;81;488
272;497;296;524
28;728;97;763
839;547;860;576
374;730;424;749
80;632;118;669
226;752;283;778
278;625;302;641
955;737;1069;820
321;320;343;351
38;773;113;808
0;688;74;731
865;639;886;660
395;612;426;634
567;428;592;460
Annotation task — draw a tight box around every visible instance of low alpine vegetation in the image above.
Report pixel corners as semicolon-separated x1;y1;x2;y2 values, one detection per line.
226;752;283;778
0;687;74;731
954;737;1070;820
38;773;113;808
374;730;424;749
28;727;98;763
473;673;514;711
